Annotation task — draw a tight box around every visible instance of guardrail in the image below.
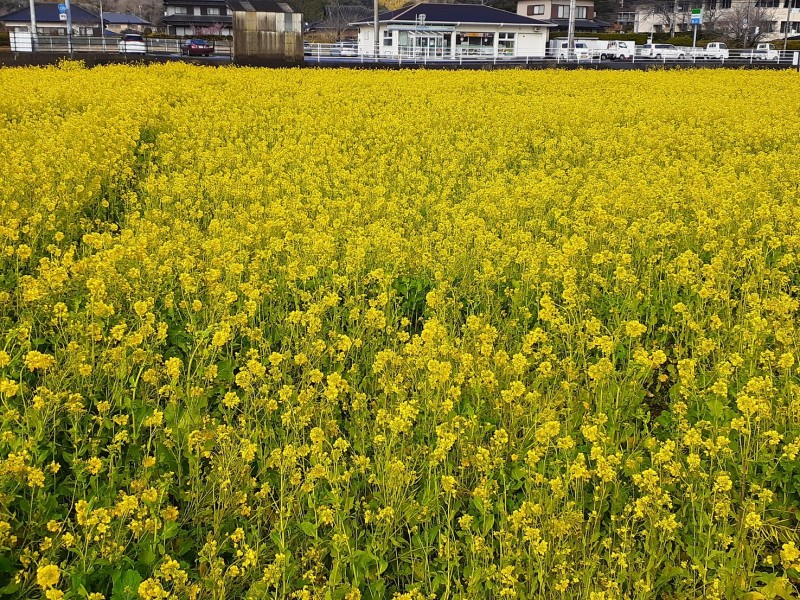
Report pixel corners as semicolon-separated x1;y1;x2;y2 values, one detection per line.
10;35;231;57
302;43;800;67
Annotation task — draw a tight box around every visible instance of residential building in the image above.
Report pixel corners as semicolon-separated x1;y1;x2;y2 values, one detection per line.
0;3;102;35
102;12;152;33
517;0;612;31
622;0;800;41
354;3;555;58
163;0;233;36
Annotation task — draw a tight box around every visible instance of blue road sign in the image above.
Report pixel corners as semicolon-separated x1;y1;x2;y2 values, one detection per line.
58;3;67;13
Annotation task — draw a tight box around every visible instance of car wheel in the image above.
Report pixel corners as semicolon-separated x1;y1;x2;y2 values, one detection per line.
678;54;685;59
655;54;662;59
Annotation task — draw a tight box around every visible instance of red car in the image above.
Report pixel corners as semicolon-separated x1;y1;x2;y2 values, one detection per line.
180;39;214;56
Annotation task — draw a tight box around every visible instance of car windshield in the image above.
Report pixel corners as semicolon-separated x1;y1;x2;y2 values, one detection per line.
190;39;207;44
124;35;143;41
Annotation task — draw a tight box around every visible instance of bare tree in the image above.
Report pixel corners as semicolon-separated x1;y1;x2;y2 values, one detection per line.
701;3;725;33
318;1;370;41
646;0;679;32
717;1;775;45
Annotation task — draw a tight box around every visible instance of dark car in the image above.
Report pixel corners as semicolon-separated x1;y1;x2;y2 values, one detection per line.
181;39;214;56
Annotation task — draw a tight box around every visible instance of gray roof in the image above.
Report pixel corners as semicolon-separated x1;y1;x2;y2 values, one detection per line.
0;3;99;24
103;11;152;25
162;13;232;23
550;18;611;30
353;3;554;26
226;0;296;12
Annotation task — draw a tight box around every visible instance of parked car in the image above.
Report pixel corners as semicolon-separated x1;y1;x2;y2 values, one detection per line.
696;42;729;59
118;33;146;55
332;41;358;57
640;43;685;59
553;41;591;60
597;40;635;60
744;42;779;60
181;39;214;56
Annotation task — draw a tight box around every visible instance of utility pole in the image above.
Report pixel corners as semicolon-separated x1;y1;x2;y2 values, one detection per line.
373;0;379;57
671;0;678;36
99;0;105;50
743;0;750;46
566;0;576;58
65;0;73;54
784;0;793;51
28;0;37;50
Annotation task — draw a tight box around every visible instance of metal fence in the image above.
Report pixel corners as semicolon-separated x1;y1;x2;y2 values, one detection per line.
10;34;231;57
302;42;800;68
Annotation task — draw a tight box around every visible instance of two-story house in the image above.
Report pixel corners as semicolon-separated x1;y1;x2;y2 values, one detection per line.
517;0;611;31
162;0;233;36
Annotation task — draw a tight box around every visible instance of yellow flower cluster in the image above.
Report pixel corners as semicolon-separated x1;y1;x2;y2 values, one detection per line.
0;63;799;599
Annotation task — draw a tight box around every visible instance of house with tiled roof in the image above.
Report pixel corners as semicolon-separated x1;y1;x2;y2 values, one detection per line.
0;3;102;35
163;0;232;36
103;12;152;33
353;3;556;58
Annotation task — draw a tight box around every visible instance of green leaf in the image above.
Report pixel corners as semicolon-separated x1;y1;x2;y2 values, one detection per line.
299;521;317;537
706;397;725;419
111;569;142;600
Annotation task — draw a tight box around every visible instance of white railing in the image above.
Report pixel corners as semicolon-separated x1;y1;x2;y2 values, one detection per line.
301;42;799;65
9;34;231;57
303;43;543;63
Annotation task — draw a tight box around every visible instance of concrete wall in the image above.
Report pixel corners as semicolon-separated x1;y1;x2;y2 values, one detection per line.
232;11;303;62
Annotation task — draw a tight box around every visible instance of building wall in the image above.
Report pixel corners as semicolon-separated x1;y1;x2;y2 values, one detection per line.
2;22;99;35
629;0;800;39
232;11;303;60
170;24;232;35
106;23;149;33
517;0;596;20
359;24;549;57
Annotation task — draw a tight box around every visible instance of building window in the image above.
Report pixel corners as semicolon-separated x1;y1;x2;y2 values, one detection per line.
456;32;494;47
498;31;515;53
557;5;587;18
527;4;545;14
719;0;731;7
707;0;717;9
173;6;188;14
206;6;220;14
383;30;392;46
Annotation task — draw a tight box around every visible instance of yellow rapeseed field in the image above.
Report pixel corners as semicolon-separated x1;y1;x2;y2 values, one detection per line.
1;63;799;600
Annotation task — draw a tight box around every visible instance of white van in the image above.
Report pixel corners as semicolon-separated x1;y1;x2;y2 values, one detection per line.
554;41;591;60
640;43;686;59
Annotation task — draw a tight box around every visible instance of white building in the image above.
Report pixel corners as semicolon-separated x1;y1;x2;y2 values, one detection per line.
621;0;800;40
354;3;555;58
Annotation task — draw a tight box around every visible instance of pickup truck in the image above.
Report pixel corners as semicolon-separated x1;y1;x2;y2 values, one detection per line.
745;43;779;60
690;42;729;59
593;40;635;60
